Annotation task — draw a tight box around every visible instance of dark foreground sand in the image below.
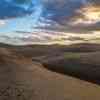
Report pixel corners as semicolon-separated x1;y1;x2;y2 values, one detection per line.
0;43;100;100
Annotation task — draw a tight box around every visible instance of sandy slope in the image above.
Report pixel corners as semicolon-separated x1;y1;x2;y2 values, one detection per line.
0;43;100;100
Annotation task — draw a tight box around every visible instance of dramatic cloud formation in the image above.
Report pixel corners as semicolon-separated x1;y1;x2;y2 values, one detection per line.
0;0;100;45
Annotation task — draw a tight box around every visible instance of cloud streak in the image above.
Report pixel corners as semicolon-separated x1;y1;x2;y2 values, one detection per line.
0;20;6;27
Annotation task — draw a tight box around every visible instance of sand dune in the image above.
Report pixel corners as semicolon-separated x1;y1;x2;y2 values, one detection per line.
0;43;100;100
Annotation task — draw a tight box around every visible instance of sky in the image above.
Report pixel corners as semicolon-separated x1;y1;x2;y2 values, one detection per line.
0;0;100;45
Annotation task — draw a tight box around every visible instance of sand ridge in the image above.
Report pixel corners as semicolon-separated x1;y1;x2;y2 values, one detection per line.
0;43;100;100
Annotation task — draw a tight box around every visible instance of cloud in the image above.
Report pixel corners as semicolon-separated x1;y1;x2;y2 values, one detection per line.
0;20;6;27
0;0;89;21
0;0;33;19
65;4;100;33
1;0;100;34
89;0;100;5
39;0;100;33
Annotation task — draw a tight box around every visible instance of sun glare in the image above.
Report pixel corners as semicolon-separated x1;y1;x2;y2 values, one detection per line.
83;6;100;22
